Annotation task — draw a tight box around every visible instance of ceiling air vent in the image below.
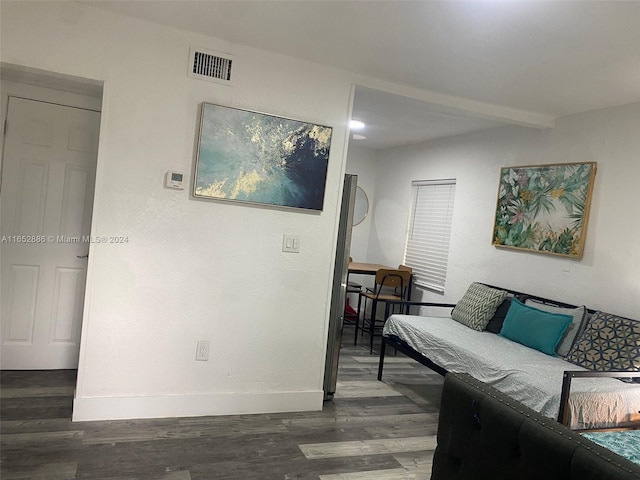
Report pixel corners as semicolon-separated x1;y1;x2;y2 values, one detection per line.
188;47;234;86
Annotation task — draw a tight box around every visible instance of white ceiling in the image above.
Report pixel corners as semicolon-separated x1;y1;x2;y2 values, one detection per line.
83;0;640;149
351;86;509;150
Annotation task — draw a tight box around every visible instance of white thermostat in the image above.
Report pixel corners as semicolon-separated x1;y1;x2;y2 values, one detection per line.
164;171;185;190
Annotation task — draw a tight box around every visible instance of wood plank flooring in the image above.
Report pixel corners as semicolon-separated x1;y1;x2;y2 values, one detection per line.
1;327;444;479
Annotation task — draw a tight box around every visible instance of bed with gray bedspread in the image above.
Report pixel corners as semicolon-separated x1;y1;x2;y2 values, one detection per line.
378;282;640;430
383;312;640;429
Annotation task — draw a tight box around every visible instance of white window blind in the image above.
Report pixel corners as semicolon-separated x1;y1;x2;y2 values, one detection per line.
404;179;456;293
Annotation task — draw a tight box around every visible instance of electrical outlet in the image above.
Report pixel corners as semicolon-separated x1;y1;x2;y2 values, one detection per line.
196;340;210;361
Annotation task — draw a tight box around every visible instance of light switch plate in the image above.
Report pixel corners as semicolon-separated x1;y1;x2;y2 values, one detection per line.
282;234;300;253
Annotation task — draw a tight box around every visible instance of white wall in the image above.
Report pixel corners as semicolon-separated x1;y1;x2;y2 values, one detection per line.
345;144;378;262
1;1;355;420
370;102;640;319
343;144;378;308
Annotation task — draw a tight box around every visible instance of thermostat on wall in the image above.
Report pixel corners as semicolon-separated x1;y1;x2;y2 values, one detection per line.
164;171;185;190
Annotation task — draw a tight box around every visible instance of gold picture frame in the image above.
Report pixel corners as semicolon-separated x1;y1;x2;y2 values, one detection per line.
492;162;597;259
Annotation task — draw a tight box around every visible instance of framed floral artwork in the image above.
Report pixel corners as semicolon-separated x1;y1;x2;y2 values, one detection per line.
492;162;597;259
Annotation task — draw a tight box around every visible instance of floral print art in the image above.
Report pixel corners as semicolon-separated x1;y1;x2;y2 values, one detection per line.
493;163;596;258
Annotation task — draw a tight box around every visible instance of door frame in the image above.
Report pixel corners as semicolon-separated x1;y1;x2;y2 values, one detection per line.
1;65;104;370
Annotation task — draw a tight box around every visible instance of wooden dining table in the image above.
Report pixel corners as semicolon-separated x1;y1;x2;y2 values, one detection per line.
348;262;394;275
347;262;413;301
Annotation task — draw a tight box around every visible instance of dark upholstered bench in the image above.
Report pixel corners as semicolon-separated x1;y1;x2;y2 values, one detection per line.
432;373;640;480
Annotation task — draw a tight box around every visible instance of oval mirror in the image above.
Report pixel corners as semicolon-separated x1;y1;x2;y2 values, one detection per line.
353;186;369;226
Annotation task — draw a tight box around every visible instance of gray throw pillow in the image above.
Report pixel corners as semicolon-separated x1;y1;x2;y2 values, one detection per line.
451;283;508;331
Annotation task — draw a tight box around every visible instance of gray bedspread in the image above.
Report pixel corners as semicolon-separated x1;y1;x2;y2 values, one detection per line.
383;314;640;429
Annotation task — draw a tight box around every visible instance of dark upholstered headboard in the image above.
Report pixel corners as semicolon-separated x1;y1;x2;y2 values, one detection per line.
432;373;640;480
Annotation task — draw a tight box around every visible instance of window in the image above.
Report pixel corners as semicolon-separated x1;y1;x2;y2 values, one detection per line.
404;179;456;293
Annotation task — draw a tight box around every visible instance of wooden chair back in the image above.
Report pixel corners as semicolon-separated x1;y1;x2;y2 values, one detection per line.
374;269;411;296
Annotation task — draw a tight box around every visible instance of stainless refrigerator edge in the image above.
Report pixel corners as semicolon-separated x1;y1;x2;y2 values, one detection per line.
323;174;357;400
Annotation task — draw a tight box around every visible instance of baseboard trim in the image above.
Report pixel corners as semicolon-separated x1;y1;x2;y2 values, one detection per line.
72;389;324;421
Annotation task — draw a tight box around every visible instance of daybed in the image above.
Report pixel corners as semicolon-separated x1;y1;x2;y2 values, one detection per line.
377;282;640;430
432;372;640;479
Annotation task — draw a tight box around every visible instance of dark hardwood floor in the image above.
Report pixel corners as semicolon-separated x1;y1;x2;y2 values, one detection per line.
1;326;444;479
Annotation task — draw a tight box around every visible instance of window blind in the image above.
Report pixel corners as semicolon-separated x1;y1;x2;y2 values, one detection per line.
404;179;456;293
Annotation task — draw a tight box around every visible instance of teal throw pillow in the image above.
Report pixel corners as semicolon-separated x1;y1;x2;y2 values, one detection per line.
524;299;586;357
499;299;572;356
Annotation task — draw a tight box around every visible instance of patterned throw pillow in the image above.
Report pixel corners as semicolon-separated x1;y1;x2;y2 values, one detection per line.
566;311;640;371
451;283;508;331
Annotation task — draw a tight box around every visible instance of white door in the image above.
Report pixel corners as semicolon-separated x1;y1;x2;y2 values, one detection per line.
1;97;100;369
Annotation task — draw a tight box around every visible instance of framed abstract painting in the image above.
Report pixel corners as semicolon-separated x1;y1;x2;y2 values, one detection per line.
492;162;597;259
193;102;332;211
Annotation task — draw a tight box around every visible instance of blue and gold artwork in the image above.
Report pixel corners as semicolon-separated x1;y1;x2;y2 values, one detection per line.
194;103;332;211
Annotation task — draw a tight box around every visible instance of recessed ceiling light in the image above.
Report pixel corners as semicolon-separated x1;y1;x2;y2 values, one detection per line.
352;134;367;140
350;120;365;130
